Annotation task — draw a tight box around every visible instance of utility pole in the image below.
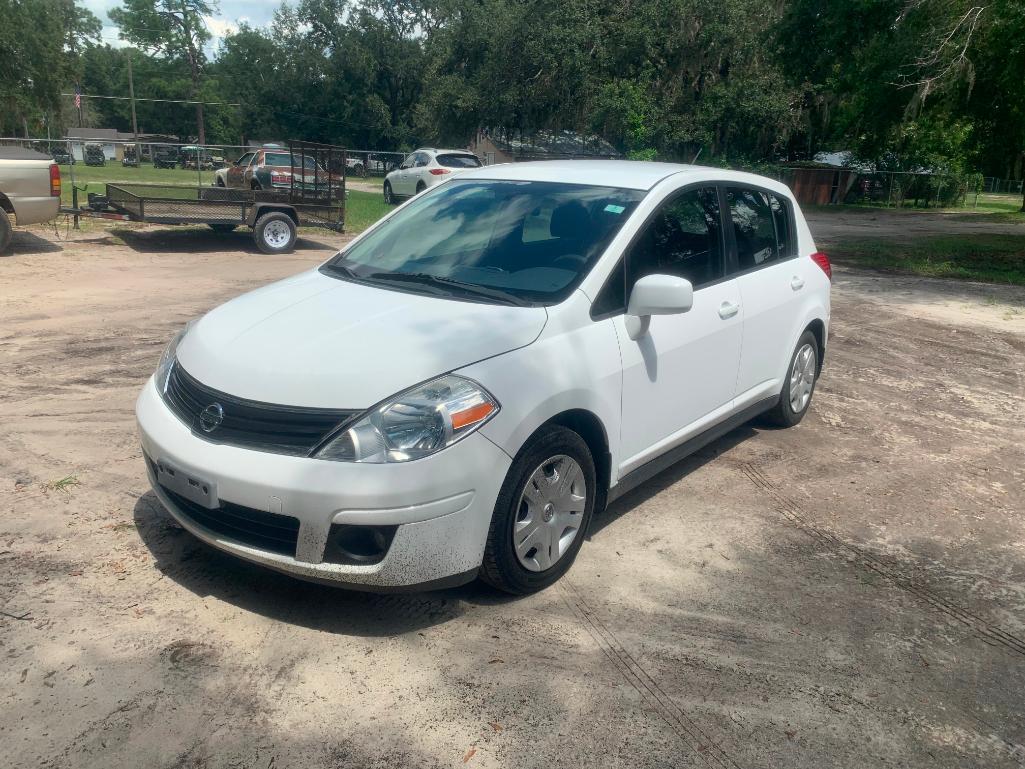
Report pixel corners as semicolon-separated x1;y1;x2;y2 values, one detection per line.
127;52;140;162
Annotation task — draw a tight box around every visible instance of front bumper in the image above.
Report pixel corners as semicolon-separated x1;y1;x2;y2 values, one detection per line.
136;377;511;589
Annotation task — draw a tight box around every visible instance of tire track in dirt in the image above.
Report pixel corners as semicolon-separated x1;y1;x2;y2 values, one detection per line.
558;579;744;769
736;461;1025;658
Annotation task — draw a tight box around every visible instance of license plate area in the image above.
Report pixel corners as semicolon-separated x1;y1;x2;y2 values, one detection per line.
155;459;218;510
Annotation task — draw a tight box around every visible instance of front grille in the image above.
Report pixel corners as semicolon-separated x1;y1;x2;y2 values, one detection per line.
161;484;301;556
163;361;358;456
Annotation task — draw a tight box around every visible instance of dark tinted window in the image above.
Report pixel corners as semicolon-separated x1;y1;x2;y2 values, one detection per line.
437;153;481;168
414;153;430;167
323;180;644;305
729;188;792;269
590;258;625;317
770;194;794;257
629;187;723;289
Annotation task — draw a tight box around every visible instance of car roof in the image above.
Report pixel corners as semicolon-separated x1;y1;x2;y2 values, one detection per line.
418;148;476;156
454;159;792;193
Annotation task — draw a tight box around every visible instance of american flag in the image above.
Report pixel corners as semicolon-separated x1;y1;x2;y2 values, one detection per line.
74;86;81;109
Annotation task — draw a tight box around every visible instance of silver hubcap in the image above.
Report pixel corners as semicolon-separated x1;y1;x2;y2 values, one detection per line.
263;220;291;248
789;343;816;413
514;455;586;572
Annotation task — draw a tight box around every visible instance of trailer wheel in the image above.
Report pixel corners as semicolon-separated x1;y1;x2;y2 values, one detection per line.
253;212;296;254
0;208;12;254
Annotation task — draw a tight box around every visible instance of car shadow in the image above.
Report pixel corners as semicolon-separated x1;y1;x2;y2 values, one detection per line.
2;229;65;256
131;422;763;633
110;226;340;255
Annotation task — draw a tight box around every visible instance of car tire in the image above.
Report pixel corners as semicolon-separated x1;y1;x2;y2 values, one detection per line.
208;223;237;233
216;177;225;187
0;208;12;254
252;212;296;255
415;181;426;195
763;330;819;428
480;426;596;595
383;181;394;205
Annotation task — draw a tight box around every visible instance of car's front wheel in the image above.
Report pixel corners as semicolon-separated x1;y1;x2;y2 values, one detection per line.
481;426;596;595
764;330;819;427
383;181;394;205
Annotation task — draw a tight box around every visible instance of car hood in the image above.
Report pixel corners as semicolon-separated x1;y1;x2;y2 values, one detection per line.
175;269;548;408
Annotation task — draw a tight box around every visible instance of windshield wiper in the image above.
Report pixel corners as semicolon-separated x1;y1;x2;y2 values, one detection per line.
366;272;528;306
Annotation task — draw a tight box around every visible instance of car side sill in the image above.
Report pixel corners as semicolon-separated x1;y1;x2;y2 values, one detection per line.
607;394;779;505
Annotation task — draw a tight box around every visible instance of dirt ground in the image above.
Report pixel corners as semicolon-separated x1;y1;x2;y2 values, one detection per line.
1;217;1024;769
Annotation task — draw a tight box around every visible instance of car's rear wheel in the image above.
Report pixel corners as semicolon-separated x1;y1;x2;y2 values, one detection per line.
252;212;296;254
216;177;225;187
481;426;596;595
383;181;394;205
764;330;819;427
416;181;426;195
0;208;12;254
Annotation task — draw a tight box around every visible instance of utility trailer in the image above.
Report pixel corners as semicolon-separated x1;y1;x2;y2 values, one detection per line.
63;141;346;254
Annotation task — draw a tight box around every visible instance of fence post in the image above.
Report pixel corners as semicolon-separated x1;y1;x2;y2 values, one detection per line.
67;138;80;230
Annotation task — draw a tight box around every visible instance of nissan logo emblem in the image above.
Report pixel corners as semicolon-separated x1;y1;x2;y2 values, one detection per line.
199;402;224;433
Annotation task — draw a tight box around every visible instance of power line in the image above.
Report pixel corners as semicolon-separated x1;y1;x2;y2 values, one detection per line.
61;92;240;107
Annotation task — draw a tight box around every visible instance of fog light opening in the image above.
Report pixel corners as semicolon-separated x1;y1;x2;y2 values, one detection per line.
326;524;397;565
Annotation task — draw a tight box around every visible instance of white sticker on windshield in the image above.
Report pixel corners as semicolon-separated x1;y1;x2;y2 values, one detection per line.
604;204;626;214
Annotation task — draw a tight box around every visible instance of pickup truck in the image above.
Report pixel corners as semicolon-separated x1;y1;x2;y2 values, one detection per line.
0;147;61;254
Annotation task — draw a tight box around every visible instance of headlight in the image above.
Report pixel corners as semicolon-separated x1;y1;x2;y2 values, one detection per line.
315;375;499;463
155;320;195;391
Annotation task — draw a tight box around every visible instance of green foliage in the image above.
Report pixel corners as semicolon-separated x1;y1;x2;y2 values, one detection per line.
0;0;100;135
4;0;1024;203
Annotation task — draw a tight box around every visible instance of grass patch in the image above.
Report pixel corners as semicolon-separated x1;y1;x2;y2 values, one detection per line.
41;474;81;494
832;234;1025;285
345;189;390;233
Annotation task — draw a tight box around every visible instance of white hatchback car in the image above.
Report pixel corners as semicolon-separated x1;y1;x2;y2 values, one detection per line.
137;161;830;594
383;148;482;203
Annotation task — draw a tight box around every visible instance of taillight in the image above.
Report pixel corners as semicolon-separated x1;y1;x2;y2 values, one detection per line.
428;168;451;176
811;251;831;280
271;171;292;184
49;163;61;197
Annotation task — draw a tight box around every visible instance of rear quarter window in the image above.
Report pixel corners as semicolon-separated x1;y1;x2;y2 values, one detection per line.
437;153;482;169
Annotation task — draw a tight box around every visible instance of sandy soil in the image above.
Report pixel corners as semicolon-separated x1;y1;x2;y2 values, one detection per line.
1;221;1024;769
806;205;1025;242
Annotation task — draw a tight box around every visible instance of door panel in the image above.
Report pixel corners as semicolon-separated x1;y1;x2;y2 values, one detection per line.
727;187;802;404
614;185;743;473
617;282;743;472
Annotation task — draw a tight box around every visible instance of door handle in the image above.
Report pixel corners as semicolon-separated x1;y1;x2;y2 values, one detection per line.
718;301;740;320
791;276;805;291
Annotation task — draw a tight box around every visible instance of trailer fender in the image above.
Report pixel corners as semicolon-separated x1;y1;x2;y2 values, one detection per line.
247;203;298;228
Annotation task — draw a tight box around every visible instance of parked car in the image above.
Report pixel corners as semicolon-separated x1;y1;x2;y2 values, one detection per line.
83;143;106;166
0;147;61;253
137;161;830;594
50;147;74;165
153;147;179;169
384;148;481;203
215;146;342;191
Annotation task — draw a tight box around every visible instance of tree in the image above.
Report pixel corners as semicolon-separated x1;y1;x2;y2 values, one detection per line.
109;0;215;143
0;0;99;136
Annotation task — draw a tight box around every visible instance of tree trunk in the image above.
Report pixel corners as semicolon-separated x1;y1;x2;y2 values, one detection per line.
195;101;205;145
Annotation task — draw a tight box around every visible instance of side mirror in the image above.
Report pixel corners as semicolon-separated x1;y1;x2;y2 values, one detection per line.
625;274;694;340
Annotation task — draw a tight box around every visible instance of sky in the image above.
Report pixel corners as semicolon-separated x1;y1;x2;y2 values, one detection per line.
83;0;282;53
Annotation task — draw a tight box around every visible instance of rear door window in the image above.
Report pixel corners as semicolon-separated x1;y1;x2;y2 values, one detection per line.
437;153;482;169
727;188;795;269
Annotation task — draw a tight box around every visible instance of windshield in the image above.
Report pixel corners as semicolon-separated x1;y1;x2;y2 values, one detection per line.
265;152;320;170
322;179;645;305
